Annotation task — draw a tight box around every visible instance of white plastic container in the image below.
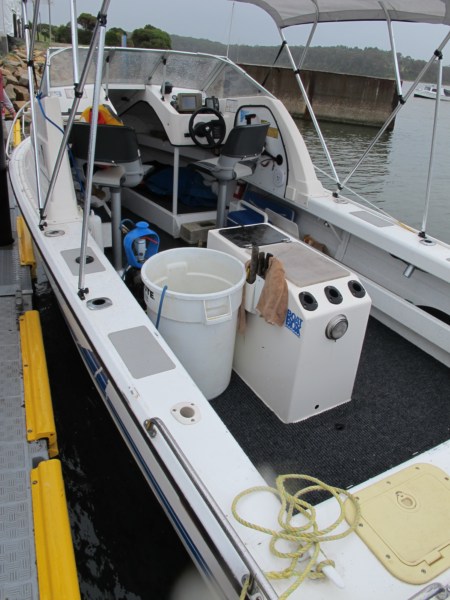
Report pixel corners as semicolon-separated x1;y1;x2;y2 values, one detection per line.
88;210;104;252
141;247;246;399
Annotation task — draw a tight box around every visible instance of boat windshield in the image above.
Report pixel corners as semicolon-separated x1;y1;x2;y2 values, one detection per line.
46;47;270;98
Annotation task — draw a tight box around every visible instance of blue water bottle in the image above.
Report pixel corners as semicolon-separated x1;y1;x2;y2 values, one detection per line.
123;221;159;269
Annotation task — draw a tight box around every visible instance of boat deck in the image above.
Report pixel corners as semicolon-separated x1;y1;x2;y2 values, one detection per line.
129;216;450;495
212;316;450;492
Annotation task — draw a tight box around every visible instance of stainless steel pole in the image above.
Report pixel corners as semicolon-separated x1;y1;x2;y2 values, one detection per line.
420;53;443;237
77;6;109;298
279;29;342;191
41;0;111;220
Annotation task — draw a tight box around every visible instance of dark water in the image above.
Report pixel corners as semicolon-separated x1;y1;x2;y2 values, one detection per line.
34;85;450;599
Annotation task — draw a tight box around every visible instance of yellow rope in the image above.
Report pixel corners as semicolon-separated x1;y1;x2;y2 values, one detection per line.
232;474;360;600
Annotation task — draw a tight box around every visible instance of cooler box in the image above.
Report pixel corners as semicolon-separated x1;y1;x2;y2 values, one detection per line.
207;224;371;423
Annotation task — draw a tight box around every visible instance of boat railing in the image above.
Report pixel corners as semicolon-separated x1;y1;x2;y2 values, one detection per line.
6;102;31;158
146;417;279;600
407;581;450;600
271;13;450;240
312;162;418;232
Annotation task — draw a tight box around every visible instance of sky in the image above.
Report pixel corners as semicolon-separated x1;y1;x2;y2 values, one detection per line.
46;0;450;62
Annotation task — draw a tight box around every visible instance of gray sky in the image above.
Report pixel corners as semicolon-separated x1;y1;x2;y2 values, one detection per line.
47;0;450;62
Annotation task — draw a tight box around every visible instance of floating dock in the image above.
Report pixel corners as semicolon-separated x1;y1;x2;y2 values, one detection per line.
0;202;80;598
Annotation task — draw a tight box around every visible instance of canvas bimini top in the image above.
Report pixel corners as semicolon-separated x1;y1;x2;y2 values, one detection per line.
232;0;450;27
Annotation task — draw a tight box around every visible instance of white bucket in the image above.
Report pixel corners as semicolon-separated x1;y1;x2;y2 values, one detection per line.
141;247;246;399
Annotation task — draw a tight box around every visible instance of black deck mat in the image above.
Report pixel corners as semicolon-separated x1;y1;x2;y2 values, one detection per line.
211;317;450;492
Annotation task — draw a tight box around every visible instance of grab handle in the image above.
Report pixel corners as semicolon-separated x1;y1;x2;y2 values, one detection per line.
203;296;232;324
145;417;278;600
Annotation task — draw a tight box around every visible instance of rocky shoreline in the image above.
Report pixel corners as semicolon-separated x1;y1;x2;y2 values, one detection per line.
1;44;45;116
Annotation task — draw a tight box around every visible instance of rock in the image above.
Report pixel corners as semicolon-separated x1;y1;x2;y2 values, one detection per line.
14;100;28;113
3;57;22;69
4;73;19;85
2;67;15;79
0;46;45;93
13;85;29;101
18;74;29;87
5;83;16;100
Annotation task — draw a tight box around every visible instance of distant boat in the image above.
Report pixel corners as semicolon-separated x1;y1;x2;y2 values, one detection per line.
414;84;450;101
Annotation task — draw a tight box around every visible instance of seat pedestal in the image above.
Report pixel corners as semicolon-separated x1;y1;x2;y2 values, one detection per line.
92;165;125;270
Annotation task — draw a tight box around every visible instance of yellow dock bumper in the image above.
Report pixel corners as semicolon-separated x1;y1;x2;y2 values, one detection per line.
31;459;81;600
20;310;58;458
13;119;21;147
16;215;36;276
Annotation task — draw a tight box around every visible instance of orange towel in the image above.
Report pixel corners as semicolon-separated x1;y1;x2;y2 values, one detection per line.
256;257;288;326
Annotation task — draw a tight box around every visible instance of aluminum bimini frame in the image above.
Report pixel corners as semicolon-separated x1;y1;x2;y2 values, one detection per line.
22;0;111;298
252;3;450;236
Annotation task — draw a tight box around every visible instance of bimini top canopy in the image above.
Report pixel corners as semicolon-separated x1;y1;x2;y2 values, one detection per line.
232;0;450;27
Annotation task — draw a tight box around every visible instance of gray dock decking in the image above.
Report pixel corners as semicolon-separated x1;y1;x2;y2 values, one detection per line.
0;208;44;600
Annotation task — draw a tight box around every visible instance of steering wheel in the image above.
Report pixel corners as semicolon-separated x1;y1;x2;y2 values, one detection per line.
188;107;226;149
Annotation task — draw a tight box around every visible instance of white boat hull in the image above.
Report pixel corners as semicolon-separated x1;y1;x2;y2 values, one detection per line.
8;39;450;598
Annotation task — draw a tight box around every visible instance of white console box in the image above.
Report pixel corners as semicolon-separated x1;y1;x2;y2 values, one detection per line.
208;224;371;423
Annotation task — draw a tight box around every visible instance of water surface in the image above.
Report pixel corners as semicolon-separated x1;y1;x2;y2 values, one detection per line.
298;82;450;242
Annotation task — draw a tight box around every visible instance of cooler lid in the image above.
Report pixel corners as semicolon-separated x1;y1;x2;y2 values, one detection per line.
219;224;290;247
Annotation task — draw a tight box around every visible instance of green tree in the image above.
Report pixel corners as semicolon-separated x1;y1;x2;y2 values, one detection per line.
131;24;171;49
54;23;71;43
77;12;96;32
37;23;50;40
106;27;127;46
78;29;93;44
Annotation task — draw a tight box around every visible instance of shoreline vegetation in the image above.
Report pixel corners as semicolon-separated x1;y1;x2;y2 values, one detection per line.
1;14;444;115
5;9;447;84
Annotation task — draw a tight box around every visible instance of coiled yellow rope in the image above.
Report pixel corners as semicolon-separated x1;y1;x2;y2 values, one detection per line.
232;474;360;600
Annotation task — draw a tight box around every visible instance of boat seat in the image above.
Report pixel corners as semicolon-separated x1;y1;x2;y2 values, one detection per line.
191;123;269;228
69;122;148;187
69;122;150;269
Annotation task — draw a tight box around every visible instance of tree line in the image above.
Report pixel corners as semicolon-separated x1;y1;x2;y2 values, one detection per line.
40;13;171;49
42;13;450;84
171;35;450;83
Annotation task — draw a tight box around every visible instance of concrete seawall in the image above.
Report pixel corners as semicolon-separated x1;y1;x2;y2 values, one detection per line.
240;64;398;128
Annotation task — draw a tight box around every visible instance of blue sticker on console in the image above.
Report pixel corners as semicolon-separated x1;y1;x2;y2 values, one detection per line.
285;309;302;337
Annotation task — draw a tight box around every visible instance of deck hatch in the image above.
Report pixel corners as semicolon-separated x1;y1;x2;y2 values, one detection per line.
108;326;175;379
345;463;450;584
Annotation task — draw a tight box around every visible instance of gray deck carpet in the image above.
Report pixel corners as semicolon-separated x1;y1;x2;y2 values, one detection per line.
211;317;450;493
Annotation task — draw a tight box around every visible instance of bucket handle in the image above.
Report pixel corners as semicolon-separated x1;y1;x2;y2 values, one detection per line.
203;296;232;325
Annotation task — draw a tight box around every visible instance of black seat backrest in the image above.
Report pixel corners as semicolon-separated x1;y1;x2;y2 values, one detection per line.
221;123;269;158
69;122;140;164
